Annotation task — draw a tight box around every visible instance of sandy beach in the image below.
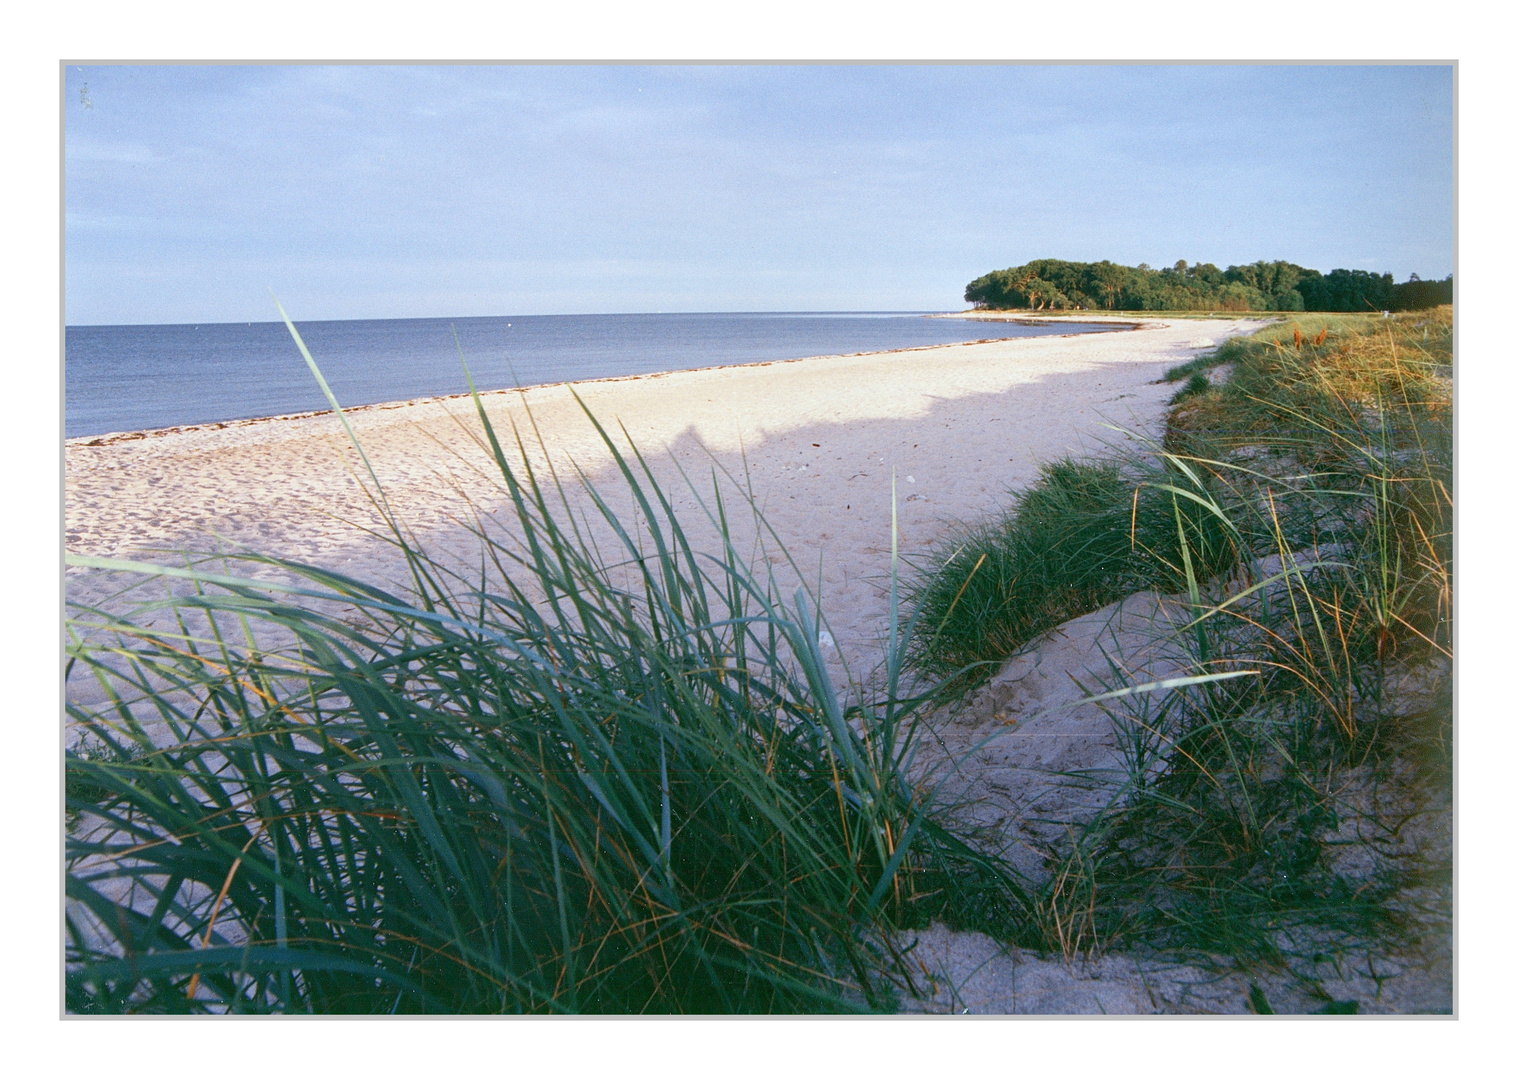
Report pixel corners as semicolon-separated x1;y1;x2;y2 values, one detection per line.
65;315;1263;682
65;313;1458;1013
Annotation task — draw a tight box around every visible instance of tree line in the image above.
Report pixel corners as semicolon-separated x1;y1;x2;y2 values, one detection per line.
964;258;1453;313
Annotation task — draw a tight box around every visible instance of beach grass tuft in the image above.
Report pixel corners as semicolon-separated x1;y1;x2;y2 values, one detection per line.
64;333;1026;1014
904;457;1238;695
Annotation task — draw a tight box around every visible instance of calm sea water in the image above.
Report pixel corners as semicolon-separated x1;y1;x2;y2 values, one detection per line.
64;312;1113;438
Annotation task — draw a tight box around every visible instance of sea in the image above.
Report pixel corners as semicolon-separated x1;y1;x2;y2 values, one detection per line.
63;312;1113;439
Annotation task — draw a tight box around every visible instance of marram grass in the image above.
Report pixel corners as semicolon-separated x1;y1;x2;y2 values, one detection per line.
908;309;1452;981
64;321;1026;1014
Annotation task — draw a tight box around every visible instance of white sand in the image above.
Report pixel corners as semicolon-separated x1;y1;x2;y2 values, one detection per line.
65;315;1262;683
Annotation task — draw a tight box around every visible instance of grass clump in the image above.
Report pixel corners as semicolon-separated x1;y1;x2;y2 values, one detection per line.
909;308;1453;984
64;323;1023;1014
906;458;1238;691
1169;371;1213;404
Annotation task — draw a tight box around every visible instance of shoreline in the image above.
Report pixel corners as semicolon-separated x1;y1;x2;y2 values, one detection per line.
66;322;1145;447
66;317;1263;683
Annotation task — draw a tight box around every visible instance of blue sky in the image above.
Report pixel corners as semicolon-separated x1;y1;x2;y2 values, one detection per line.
63;64;1454;325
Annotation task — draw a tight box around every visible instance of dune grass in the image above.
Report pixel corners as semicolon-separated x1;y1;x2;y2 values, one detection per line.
1159;312;1384;385
904;456;1240;695
64;323;1028;1014
907;308;1453;980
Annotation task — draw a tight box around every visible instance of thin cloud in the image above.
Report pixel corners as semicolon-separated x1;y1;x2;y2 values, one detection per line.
64;64;1454;325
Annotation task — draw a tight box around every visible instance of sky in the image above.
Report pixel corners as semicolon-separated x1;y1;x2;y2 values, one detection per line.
63;64;1455;325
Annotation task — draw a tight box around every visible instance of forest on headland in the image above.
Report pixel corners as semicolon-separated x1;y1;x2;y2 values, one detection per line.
964;258;1453;313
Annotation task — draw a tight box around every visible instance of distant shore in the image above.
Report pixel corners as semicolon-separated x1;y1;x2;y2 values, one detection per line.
937;309;1275;323
933;310;1147;323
